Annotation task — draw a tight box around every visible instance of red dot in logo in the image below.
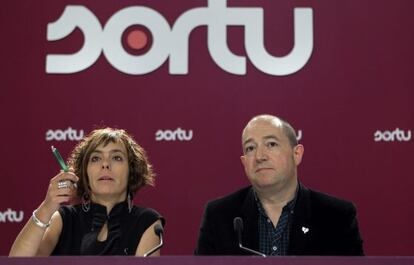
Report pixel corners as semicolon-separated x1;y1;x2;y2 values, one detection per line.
126;30;148;50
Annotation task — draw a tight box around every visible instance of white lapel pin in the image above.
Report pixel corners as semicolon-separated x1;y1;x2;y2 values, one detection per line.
301;226;310;234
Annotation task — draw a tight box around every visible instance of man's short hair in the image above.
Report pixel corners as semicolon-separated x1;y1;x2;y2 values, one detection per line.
243;114;298;147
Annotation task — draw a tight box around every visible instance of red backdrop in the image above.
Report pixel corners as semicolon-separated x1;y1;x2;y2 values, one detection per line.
0;0;413;255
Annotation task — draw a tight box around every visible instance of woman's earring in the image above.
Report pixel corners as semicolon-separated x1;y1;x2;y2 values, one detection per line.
82;192;91;212
127;193;132;213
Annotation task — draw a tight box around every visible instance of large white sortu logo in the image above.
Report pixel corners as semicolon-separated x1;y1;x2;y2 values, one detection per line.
46;0;313;76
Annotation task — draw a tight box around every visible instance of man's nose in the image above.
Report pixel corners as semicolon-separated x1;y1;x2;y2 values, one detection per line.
255;145;268;162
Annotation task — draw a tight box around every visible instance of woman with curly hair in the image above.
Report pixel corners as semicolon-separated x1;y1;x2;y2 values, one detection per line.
10;128;164;256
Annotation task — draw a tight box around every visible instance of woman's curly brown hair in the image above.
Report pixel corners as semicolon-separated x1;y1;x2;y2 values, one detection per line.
67;128;154;199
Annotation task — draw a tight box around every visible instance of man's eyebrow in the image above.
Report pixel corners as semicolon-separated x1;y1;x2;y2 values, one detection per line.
243;138;254;146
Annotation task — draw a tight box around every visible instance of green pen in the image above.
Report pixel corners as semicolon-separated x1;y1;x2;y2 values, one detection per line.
51;146;69;172
51;146;77;188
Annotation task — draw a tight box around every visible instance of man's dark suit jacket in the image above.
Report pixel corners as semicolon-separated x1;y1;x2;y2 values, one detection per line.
194;183;364;255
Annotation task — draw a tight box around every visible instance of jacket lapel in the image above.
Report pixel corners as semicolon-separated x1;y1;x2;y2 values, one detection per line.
241;187;260;252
